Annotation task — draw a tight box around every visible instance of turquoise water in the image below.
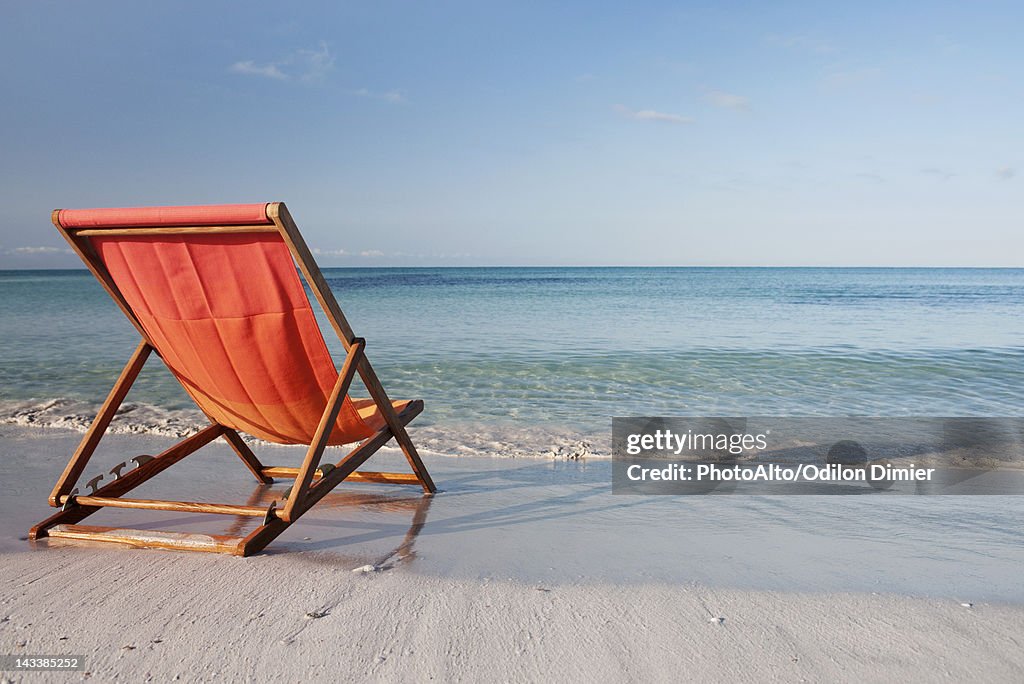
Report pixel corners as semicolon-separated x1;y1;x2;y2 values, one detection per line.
2;268;1024;456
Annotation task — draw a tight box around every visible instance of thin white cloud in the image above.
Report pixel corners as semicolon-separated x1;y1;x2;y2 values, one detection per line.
10;246;67;254
348;88;405;104
634;110;692;124
996;166;1016;180
703;89;750;111
313;247;387;258
765;34;836;54
229;41;334;83
229;61;288;80
656;58;699;74
614;105;694;125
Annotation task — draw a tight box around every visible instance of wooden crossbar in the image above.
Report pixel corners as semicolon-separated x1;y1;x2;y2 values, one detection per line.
70;225;280;236
46;524;243;554
55;496;268;517
262;467;421;485
222;429;274;484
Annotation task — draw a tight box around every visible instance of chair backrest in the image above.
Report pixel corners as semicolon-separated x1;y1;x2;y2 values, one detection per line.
54;203;375;445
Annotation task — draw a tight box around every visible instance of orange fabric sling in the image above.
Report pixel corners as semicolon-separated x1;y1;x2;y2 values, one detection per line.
58;204;398;445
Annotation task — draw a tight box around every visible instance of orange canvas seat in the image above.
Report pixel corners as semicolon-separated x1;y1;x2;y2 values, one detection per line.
31;202;435;556
88;230;390;445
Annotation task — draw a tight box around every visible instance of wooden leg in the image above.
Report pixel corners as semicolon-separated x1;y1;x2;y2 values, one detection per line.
221;429;273;484
356;360;436;493
391;422;436;494
281;340;364;523
236;517;292;557
48;340;152;506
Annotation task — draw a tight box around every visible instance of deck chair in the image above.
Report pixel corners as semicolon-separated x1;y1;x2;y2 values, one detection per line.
29;202;435;556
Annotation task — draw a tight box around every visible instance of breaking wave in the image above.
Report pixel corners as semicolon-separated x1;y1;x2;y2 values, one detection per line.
0;398;610;460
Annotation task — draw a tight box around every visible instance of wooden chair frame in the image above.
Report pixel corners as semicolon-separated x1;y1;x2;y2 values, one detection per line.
29;202;436;556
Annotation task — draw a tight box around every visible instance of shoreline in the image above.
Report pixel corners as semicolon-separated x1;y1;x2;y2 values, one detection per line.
0;400;607;461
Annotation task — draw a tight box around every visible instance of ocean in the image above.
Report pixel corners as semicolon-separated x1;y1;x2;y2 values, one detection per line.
3;267;1024;458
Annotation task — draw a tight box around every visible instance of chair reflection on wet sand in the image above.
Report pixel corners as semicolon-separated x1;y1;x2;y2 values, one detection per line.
220;485;433;566
30;202;436;556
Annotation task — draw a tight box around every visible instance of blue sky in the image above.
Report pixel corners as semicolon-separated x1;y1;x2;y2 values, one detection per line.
1;1;1020;267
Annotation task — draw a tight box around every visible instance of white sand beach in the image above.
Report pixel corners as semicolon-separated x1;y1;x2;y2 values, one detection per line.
2;425;1024;681
3;550;1023;683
